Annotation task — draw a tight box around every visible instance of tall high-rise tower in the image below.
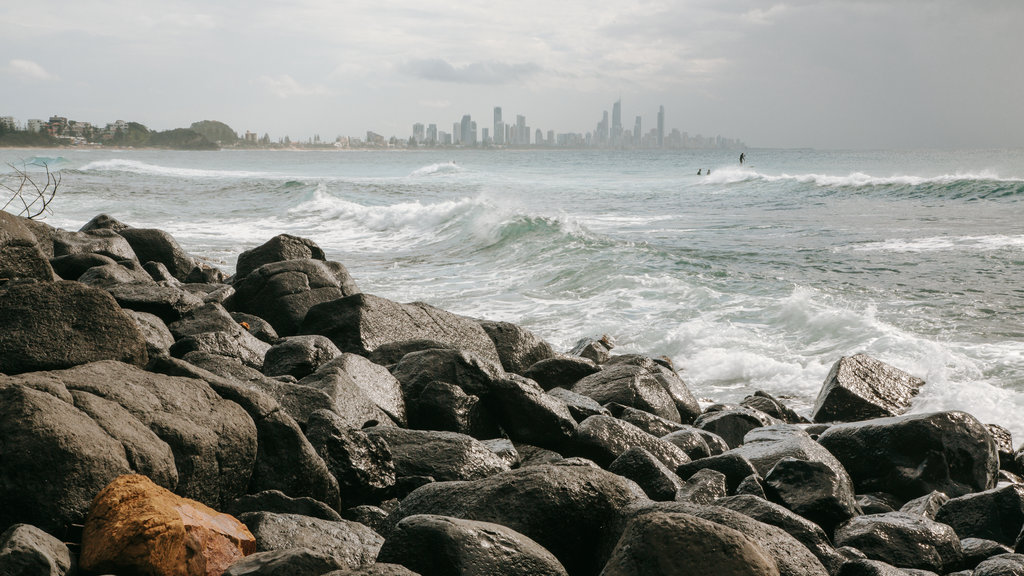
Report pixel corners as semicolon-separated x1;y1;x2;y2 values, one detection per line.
611;99;622;146
493;107;504;145
657;105;665;148
634;116;642;147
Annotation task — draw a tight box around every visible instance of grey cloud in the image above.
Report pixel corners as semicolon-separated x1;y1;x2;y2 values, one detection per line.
402;58;542;84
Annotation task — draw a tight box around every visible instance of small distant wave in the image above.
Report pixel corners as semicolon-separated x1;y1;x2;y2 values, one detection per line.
410;161;462;177
78;159;274;179
704;166;1024;188
849;234;1024;253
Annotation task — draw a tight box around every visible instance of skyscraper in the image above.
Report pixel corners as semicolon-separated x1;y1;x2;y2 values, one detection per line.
461;115;475;146
657;105;665;148
634;116;642;147
611;99;622;146
493;107;504;145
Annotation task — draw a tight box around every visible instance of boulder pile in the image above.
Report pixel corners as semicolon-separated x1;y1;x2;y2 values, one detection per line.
2;212;1023;576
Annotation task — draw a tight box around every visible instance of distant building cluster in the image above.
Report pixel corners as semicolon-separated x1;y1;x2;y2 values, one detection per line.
0;115;134;146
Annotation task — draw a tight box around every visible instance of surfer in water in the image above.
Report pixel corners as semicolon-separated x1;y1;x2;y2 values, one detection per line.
697;168;702;175
739;152;746;165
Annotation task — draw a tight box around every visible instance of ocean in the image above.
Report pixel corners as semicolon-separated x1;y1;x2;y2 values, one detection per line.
4;146;1024;439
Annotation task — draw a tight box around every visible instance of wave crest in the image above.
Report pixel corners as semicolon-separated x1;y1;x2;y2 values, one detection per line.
78;159;273;179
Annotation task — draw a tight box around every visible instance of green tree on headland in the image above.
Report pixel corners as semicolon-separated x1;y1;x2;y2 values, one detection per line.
147;128;218;150
190;120;238;145
109;122;151;147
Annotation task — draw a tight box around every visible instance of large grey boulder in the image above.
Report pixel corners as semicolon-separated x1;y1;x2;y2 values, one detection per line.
378;514;568;576
302;293;500;366
240;512;382;570
522;356;601;391
305;410;396;507
934;484;1024;546
76;260;154;287
363;427;510;482
833;512;963;574
297;367;396;430
105;281;205;322
0;280;148;374
692;406;780;449
608;447;686;501
223;548;347;576
572;364;681;423
235;234;328;280
764;456;860;535
52;227;137;261
601;511;781;576
478;320;557;375
263;335;343;380
170;329;272;371
605;354;702;424
226;490;342;522
316;354;407;427
385;465;646;576
811;354;925;423
233;259;358;336
0;523;74;576
116;227;197;280
817;411;998;501
570;414;691;470
49;252;118;281
0;211;56;282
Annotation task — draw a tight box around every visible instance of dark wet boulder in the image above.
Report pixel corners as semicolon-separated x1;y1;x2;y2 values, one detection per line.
363;426;509;482
522;355;601;391
342;505;392;536
611;404;687;437
391;348;503;404
0;211;56;282
80;213;129;232
105;281;205;322
816;411;999;501
240;512;382;569
516;443;566;467
730;425;855;488
263;335;343;379
125;309;175;358
609;447;686;501
482;374;578;449
378;514;568;576
411;380;500;439
482;438;519;468
316;354;407;427
605;354;702;424
857;493;898;515
305;410;396;506
323;564;420;576
76;260;154;287
601;511;781;576
900;491;949;520
478;319;557;375
570;414;691;470
0;523;74;576
571;364;681;423
52;227;137;261
384;465;646;576
233;259;359;337
836;559;921;575
223;548;347;576
764;456;860;535
676;468;728;505
716;494;846;575
833;512;962;574
296;367;396;430
987;424;1015;470
0;280;148;374
170;329;271;370
115;227;196;280
302;293;500;365
235;234;328;280
167;301;244;338
227;490;342;522
660;427;713;460
962;539;1015;571
934;484;1024;546
367;339;457;366
693;406;780;449
677;452;759;494
811;354;925;423
569;335;614;364
736;475;767;498
742;391;807;424
974;553;1024;576
48;252;116;280
232;312;280;344
547;387;611;422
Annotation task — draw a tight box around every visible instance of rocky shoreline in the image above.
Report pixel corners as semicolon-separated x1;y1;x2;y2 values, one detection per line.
2;209;1024;576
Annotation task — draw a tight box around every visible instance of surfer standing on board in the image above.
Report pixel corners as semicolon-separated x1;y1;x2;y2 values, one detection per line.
739;152;746;165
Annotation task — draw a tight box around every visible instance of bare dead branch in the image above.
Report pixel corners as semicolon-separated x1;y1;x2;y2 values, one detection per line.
1;160;60;219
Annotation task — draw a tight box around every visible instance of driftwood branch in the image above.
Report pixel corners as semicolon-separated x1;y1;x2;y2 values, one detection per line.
0;160;60;220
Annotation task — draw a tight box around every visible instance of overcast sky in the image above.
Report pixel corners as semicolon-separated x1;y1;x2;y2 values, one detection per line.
3;1;1022;149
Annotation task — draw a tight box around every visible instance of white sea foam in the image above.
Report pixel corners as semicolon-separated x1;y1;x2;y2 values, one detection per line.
78;159;276;179
849;234;1024;253
410;161;462;177
703;166;1019;187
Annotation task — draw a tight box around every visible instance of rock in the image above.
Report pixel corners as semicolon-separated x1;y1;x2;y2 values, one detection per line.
227;490;341;522
0;212;57;282
52;227;137;261
571;414;691;470
385;465;646;576
974;553;1024;576
601;511;781;576
572;364;681;423
391;348;503;403
516;443;566;467
297;367;396;430
144;260;180;283
764;456;861;535
125;309;176;358
168;301;244;338
677;452;759;494
80;213;130;232
661;427;713;460
378;514;569;576
302;293;500;365
605;354;702;424
260;334;343;380
900;491;949;520
609;447;686;501
76;260;154;287
106;281;205;322
833;512;962;574
342;506;392;536
305;410;396;506
962;539;1015;571
411;380;500;439
736;475;768;498
315;354;407;427
240;512;382;570
934;484;1024;546
0;523;74;576
481;438;520;468
367;339;457;367
729;425;857;498
547;387;611;422
149;356;342;510
187;264;226;284
48;252;116;280
522;356;601;391
0;280;148;374
693;406;780;449
858;494;897;515
478;319;557;375
742;391;807;424
171;329;272;371
988;424;1015;471
116;227;197;280
716;494;846;575
0;382;133;534
323;563;420;576
482;374;578;449
233;259;358;337
676;468;728;505
836;559;919;575
816;411;999;501
569;336;613;364
232;312;280;344
363;426;509;482
223;547;346;576
811;354;925;423
611;404;687;437
80;474;255;576
235;234;328;280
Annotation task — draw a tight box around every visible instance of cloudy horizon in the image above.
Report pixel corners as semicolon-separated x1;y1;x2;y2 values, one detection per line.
2;1;1022;149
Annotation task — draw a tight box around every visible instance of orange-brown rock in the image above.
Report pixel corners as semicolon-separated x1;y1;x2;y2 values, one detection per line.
80;474;256;576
